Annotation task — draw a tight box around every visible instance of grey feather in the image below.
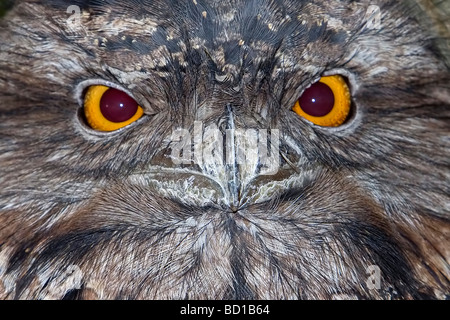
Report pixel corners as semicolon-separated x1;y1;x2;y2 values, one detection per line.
0;0;449;299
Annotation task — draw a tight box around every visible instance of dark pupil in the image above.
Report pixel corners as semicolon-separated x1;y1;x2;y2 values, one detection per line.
298;82;335;117
100;88;139;123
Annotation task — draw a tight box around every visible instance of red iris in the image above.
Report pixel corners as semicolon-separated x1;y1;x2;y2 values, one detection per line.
298;82;335;117
100;88;139;123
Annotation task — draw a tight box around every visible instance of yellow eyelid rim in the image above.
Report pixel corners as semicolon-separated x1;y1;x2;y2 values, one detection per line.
84;85;144;132
293;75;351;127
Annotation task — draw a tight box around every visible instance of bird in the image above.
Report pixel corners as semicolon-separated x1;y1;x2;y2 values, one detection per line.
0;0;449;300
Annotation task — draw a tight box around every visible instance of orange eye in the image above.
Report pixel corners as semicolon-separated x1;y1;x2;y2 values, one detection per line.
84;85;144;131
292;75;351;127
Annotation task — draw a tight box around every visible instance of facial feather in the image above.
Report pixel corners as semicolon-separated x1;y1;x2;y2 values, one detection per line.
0;0;449;299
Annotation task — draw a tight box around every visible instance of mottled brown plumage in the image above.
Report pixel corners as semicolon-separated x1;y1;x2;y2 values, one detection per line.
0;0;449;299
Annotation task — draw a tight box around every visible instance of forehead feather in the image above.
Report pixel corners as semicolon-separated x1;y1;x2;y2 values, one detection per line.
44;0;369;72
